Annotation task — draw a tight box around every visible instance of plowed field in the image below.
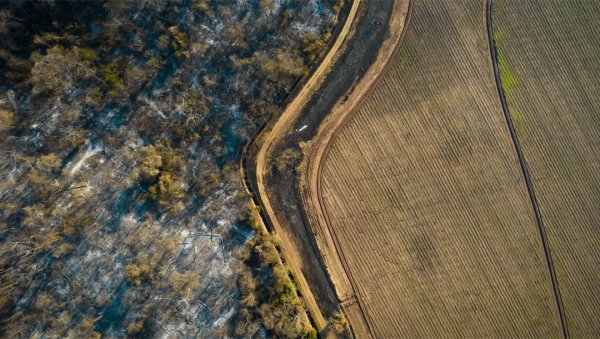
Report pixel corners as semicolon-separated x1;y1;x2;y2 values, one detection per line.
319;0;561;336
493;1;600;336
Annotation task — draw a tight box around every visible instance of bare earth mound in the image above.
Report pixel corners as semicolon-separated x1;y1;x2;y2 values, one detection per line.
319;0;560;336
494;1;600;336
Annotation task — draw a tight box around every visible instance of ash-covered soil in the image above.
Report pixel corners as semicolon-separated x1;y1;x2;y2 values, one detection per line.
0;0;340;337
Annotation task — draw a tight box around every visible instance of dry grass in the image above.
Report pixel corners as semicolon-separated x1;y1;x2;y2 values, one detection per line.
319;0;560;336
494;1;600;336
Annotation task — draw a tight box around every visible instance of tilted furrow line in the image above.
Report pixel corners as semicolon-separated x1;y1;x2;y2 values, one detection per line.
486;0;568;337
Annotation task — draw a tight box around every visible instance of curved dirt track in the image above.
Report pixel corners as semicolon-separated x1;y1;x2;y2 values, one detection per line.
245;0;362;332
303;1;412;336
246;0;411;337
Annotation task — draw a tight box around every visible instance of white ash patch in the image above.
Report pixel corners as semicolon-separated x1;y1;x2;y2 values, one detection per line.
69;143;103;175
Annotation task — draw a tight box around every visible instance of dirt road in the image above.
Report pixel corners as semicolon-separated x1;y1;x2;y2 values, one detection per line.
303;1;411;336
244;0;411;335
248;0;362;331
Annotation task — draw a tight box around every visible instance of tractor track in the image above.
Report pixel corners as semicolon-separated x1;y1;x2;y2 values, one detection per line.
485;0;568;337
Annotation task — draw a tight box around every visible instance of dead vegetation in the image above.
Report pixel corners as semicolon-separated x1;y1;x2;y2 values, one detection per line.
0;0;341;336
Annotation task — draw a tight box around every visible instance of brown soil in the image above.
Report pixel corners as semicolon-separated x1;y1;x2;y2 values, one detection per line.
302;1;412;336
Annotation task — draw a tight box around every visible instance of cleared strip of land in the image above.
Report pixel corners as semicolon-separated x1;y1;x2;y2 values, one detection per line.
303;1;412;336
316;0;560;336
247;0;411;336
493;1;600;336
243;0;362;331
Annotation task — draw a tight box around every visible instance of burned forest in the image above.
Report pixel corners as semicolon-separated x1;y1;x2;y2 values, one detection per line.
0;0;342;337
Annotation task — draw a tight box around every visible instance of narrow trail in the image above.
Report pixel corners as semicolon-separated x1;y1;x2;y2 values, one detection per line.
304;1;412;337
485;1;568;337
240;0;362;332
